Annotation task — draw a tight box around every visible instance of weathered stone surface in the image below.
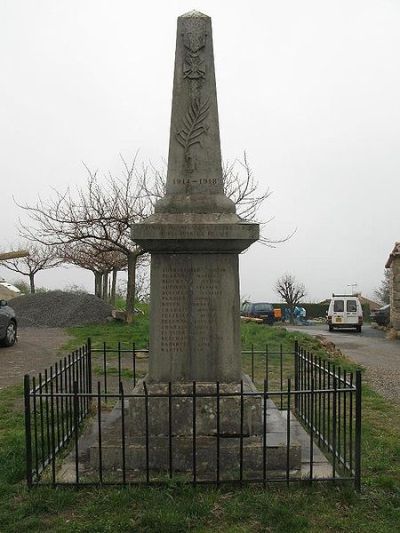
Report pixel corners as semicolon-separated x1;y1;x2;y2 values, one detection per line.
132;220;259;253
131;11;259;383
90;436;302;475
386;242;400;330
148;254;241;382
128;377;262;437
156;11;233;215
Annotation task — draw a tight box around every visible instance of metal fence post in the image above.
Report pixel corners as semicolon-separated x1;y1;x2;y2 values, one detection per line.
87;337;92;395
24;374;33;488
354;370;362;492
294;340;299;412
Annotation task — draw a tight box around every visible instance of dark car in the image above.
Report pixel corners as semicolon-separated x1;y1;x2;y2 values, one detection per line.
240;302;275;325
370;304;390;326
0;300;17;347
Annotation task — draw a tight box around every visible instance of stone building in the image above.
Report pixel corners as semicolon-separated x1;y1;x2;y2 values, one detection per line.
385;242;400;330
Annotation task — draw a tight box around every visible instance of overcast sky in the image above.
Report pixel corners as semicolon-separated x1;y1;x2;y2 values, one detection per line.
1;0;399;302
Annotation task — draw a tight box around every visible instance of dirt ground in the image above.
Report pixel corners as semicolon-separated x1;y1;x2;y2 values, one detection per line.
0;327;72;390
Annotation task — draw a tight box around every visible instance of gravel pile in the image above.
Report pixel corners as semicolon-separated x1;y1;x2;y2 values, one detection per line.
11;291;113;327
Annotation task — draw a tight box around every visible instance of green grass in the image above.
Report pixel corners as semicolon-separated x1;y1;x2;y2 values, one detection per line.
64;303;149;351
0;322;399;531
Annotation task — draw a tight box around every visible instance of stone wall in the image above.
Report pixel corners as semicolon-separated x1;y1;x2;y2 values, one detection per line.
390;256;400;330
386;242;400;330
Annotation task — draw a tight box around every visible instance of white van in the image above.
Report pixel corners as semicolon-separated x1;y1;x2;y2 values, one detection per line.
327;294;363;332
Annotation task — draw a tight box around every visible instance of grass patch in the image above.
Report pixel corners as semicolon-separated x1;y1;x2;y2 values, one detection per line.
64;304;149;352
1;322;400;531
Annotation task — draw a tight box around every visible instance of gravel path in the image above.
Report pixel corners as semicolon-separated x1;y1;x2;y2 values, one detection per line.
0;327;71;390
287;324;400;404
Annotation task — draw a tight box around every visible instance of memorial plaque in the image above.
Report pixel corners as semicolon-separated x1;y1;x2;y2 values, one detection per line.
149;254;241;381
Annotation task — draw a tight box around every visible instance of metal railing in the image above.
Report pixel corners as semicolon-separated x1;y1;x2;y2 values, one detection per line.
24;340;361;490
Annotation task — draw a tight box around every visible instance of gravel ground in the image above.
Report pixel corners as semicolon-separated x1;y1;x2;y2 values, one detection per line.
10;291;113;327
0;327;71;390
287;324;400;404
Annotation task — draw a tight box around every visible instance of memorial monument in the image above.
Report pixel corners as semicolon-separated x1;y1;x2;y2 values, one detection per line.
132;10;259;382
90;11;301;477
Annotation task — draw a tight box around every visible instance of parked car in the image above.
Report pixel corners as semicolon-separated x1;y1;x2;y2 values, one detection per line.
327;294;363;332
370;304;390;326
0;300;17;347
240;302;275;325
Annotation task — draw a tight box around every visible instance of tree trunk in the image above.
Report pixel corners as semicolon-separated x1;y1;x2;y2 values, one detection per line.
289;305;295;325
94;271;102;298
110;268;118;306
29;273;35;294
102;271;109;301
126;252;137;323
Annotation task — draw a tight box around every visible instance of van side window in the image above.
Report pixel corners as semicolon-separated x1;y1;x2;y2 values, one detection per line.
347;300;357;312
333;300;344;312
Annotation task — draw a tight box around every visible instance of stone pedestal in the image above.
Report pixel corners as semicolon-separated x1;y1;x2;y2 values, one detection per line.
89;386;302;476
133;219;258;382
128;376;262;437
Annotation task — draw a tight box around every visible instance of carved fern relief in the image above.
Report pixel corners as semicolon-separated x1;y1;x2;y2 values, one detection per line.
176;98;210;158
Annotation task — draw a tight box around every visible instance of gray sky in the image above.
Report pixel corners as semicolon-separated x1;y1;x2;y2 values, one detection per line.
1;0;399;302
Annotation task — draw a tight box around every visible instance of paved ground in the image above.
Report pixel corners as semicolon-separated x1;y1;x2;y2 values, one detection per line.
0;327;71;390
287;323;400;404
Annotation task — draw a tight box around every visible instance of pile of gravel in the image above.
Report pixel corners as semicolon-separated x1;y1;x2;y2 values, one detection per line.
11;291;113;327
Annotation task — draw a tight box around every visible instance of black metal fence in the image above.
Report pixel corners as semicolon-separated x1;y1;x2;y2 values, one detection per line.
24;340;361;490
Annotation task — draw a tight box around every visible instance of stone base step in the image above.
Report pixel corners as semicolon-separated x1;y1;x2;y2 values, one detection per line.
90;434;301;474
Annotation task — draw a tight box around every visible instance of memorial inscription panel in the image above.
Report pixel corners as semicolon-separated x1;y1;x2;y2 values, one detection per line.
149;254;241;382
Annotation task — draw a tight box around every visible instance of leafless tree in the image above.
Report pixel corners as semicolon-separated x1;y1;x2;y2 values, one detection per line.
275;273;306;324
17;155;150;321
61;242;127;303
374;270;391;305
117;261;150;304
1;243;61;293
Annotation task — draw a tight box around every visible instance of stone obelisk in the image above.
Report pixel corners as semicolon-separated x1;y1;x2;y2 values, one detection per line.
132;10;259;383
90;12;301;476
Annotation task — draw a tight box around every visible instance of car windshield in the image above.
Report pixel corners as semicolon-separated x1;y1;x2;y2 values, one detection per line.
254;303;272;313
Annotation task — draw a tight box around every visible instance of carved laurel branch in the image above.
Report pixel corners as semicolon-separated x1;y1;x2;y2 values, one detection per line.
176;98;210;156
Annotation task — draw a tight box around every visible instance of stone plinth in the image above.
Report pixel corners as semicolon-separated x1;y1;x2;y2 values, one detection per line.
132;216;258;383
128;377;262;438
89;393;302;476
90;437;301;477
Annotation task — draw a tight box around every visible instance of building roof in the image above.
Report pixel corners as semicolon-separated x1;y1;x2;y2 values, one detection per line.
385;242;400;268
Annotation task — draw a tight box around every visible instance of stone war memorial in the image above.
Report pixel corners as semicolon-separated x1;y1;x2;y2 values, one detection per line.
90;9;299;478
24;11;362;490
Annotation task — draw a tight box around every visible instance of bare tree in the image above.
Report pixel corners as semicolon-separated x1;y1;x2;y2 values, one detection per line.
1;244;61;293
61;242;127;303
374;270;391;305
275;273;306;324
222;152;271;221
17;155;150;321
